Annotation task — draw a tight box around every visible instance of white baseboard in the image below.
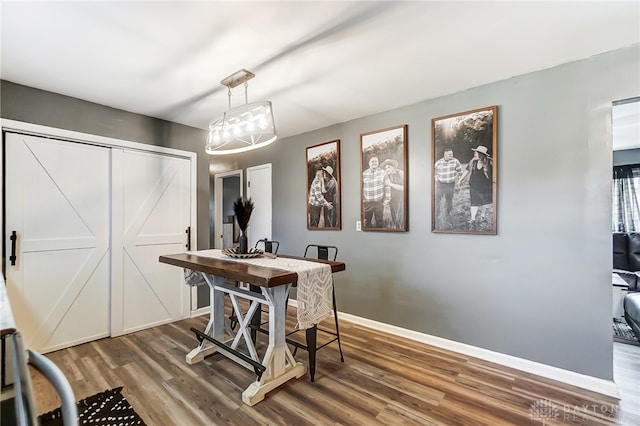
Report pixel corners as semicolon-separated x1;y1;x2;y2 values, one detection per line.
201;298;619;399
335;311;620;399
190;307;210;317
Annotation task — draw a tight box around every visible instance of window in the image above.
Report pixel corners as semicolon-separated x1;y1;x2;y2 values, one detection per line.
613;164;640;232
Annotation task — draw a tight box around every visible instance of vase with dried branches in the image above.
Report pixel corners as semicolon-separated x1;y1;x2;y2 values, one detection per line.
233;197;254;253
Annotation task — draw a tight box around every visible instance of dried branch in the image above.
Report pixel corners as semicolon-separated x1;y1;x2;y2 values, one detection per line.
233;197;254;233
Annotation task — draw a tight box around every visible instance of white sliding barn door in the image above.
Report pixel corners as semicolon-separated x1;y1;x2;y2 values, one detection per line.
110;149;191;336
5;126;195;351
5;133;111;353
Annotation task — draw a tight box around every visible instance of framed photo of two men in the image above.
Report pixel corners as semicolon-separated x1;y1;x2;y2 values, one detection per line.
431;105;498;235
360;125;408;232
306;139;341;230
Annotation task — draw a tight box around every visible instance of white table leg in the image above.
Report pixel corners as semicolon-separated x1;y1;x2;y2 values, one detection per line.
242;284;306;406
228;294;262;361
186;274;226;364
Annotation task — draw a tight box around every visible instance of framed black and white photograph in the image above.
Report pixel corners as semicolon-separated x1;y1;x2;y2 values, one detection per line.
306;139;341;230
431;106;497;235
360;125;408;232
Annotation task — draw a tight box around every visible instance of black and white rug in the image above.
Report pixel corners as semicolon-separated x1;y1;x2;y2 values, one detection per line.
39;387;146;426
613;317;639;345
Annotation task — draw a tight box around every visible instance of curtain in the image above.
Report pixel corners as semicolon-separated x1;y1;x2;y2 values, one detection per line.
613;164;640;232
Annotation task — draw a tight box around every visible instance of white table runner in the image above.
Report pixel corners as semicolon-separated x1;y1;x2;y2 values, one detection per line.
185;250;333;329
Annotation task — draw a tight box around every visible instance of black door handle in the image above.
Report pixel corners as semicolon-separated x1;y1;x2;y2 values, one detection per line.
10;231;17;266
185;227;191;251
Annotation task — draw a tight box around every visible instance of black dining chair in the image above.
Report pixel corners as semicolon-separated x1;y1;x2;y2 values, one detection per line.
255;238;279;255
244;239;279;341
287;244;344;382
229;239;279;332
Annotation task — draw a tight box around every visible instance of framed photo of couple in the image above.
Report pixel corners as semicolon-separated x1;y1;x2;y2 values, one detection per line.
360;125;408;232
306;139;341;230
431;105;498;235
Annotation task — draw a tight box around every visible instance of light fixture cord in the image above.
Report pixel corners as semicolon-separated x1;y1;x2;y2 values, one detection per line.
244;82;248;105
227;87;232;110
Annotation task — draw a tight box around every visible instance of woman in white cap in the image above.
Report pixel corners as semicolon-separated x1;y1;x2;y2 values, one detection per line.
322;165;339;227
459;145;492;229
308;168;332;227
380;159;404;228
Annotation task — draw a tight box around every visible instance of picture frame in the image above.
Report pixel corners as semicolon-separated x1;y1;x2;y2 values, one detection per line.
306;139;341;230
431;105;498;235
360;125;408;232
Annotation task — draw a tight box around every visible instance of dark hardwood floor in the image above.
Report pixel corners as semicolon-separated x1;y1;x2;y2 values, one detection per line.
30;306;640;425
613;341;640;426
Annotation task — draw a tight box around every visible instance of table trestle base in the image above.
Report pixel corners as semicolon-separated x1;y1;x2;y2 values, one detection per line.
186;272;306;405
190;327;266;379
242;362;306;406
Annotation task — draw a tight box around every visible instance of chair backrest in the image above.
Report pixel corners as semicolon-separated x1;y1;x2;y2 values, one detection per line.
255;238;279;254
304;244;337;261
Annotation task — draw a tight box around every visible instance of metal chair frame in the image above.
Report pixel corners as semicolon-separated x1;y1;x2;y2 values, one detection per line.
236;242;345;382
255;238;279;254
287;244;344;382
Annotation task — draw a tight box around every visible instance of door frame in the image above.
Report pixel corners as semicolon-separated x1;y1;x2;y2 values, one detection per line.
246;163;272;248
1;118;198;316
213;169;244;250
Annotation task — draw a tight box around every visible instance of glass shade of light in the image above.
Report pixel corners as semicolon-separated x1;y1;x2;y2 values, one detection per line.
205;101;277;155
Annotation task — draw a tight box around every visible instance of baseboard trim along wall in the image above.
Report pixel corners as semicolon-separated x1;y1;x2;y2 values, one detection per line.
336;311;620;400
191;300;619;399
192;307;210;317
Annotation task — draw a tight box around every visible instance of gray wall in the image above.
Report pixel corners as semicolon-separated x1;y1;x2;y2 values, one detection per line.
0;81;211;251
2;45;638;381
222;45;640;380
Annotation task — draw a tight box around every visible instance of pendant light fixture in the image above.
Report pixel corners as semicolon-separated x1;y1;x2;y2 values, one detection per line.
205;69;277;155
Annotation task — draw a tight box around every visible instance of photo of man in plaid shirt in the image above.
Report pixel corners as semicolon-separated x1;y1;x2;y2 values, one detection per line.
362;156;390;227
434;148;462;225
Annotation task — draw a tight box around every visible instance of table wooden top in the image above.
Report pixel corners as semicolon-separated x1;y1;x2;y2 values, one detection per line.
159;252;345;288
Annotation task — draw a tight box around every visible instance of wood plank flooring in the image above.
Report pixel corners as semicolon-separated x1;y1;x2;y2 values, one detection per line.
30;305;640;425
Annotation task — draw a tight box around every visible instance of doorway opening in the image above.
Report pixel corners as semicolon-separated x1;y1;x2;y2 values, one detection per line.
213;170;243;250
611;96;640;345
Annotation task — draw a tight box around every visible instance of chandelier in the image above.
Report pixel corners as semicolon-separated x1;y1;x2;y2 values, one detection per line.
205;69;277;155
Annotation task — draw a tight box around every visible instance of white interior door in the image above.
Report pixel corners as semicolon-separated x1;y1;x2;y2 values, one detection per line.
246;163;272;248
111;149;192;336
5;133;111;352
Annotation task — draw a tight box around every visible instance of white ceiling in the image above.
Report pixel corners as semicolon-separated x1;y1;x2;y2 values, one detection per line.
1;1;639;141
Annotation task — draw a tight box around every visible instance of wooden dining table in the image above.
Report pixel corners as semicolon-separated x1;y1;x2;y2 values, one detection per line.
158;249;345;406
